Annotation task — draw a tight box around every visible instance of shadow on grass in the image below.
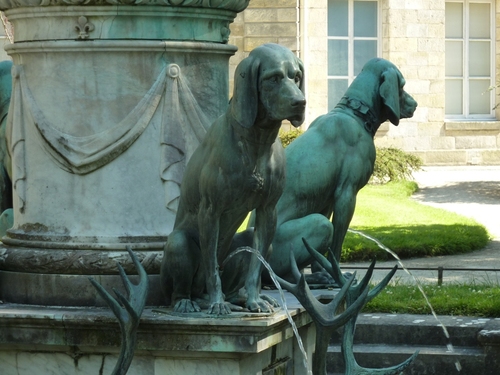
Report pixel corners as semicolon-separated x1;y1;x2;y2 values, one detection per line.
414;181;500;205
342;223;490;262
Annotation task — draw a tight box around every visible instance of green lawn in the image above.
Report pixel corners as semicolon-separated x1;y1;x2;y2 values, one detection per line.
342;181;490;262
363;282;500;317
238;180;490;263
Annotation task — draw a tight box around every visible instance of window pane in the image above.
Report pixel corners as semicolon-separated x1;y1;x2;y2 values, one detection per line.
445;2;463;38
328;0;348;36
445;41;463;76
354;1;377;37
354;40;377;75
328;39;348;76
469;80;491;114
469;3;490;39
328;79;349;111
469;41;490;76
445;79;463;115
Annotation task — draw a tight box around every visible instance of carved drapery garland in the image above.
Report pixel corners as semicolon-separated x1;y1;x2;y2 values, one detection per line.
7;63;210;213
0;0;249;11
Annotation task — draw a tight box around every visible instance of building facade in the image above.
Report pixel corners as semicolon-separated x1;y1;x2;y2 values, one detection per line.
229;0;500;165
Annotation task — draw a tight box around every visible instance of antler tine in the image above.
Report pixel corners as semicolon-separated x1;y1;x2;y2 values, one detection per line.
88;277;124;318
289;272;367;329
289;247;303;281
274;249;307;294
116;262;132;297
301;238;344;284
366;265;397;303
344;258;378;304
89;247;150;375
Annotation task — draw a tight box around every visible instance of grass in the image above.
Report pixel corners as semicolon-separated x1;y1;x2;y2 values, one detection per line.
363;282;500;317
342;180;490;262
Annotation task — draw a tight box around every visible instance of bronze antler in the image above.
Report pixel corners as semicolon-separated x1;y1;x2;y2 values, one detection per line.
88;246;149;375
301;238;419;375
276;240;369;375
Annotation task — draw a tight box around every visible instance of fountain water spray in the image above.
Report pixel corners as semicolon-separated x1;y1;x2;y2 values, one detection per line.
348;228;462;372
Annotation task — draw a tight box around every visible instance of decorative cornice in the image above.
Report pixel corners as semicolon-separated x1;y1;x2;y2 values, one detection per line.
0;0;249;12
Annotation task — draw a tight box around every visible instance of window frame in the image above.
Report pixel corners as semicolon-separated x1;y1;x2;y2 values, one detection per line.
445;0;496;120
327;0;382;111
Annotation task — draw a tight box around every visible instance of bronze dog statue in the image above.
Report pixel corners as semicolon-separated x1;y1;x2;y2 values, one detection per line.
268;57;417;281
161;44;306;314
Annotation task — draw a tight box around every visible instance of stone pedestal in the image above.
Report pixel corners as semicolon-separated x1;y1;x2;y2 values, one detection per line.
0;1;248;306
0;291;315;375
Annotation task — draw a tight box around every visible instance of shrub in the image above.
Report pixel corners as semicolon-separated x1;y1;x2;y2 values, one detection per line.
279;130;423;183
279;129;303;147
372;147;423;183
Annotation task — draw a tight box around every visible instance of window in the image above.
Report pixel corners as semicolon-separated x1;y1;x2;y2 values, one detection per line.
327;0;380;111
445;0;495;119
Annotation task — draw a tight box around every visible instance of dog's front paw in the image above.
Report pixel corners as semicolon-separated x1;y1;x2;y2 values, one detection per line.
173;299;201;313
207;302;232;315
246;296;275;313
260;294;280;308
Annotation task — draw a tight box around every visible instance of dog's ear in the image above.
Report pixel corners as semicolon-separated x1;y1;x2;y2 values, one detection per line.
380;68;401;125
230;54;260;128
290;58;306;127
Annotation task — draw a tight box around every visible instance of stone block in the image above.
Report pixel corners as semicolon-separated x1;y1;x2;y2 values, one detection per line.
429;0;445;10
417;93;445;109
430;136;455;149
455;136;497;149
418;65;442;80
403;136;431;150
277;37;297;51
374;137;404;149
278;8;297;22
229;22;244;37
412;106;428;123
405;0;428;10
244;37;277;51
428;24;445;37
248;0;296;8
244;9;278;22
481;150;500;164
418;37;445;53
405;80;430;95
245;22;297;37
424;150;467;165
406;23;428;37
389;37;418;52
417;9;445;24
427;108;445;122
418;122;443;137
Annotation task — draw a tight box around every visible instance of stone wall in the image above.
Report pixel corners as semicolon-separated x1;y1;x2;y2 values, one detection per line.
375;0;500;165
228;0;328;126
230;0;500;165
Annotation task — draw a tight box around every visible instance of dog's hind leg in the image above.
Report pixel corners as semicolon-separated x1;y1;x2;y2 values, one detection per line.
331;188;357;262
267;213;333;283
161;229;202;313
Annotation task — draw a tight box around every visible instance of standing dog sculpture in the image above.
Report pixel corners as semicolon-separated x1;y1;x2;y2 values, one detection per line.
268;58;417;280
161;44;306;314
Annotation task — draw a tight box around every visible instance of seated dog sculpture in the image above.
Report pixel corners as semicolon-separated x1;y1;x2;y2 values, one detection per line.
161;44;306;314
267;58;417;281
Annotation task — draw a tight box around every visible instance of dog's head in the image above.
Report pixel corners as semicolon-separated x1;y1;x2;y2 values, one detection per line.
230;43;306;128
359;58;417;126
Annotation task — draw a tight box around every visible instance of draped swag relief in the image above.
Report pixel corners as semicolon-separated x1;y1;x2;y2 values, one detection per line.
7;63;210;213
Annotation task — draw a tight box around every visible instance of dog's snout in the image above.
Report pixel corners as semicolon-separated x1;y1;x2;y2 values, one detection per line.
292;98;307;107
